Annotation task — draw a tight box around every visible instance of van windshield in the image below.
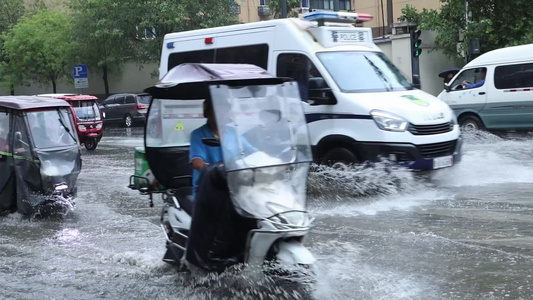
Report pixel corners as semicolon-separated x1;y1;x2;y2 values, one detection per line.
317;51;413;93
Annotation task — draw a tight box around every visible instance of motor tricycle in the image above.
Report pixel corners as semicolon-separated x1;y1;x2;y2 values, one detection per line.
0;96;81;216
129;63;315;277
38;94;104;150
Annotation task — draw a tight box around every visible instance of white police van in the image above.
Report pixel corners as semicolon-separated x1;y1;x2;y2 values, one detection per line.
159;11;462;170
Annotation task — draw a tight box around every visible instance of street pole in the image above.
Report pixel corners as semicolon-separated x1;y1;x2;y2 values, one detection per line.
464;0;469;62
281;0;287;18
333;0;339;11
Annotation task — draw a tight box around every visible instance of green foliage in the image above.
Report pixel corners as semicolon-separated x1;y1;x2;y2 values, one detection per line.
268;0;301;18
0;0;25;34
0;10;75;91
70;0;133;68
128;0;239;63
401;0;533;61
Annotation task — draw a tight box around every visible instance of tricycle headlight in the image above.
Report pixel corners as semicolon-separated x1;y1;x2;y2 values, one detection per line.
78;124;86;131
370;110;408;132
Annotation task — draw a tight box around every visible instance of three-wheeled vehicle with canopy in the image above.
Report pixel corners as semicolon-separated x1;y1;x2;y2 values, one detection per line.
0;96;81;216
38;94;104;150
129;63;316;277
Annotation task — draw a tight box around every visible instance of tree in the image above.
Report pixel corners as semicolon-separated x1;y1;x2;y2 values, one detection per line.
70;0;136;96
268;0;301;18
0;0;25;94
401;0;533;62
70;0;239;93
129;0;239;63
0;10;75;93
0;0;25;34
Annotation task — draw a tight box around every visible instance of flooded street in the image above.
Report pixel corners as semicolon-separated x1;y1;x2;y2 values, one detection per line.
1;128;533;300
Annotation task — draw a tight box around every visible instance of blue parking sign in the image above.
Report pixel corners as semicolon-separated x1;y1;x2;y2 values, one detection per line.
73;64;88;79
73;64;88;89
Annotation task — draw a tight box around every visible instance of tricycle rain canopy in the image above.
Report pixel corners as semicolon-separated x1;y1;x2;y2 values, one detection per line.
144;63;290;100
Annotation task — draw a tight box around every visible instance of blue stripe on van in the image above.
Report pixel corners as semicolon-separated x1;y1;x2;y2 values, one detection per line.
305;113;372;123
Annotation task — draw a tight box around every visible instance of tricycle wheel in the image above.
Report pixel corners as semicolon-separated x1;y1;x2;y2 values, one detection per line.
84;138;98;150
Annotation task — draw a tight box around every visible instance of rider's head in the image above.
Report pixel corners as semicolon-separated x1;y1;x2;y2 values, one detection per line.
203;96;217;131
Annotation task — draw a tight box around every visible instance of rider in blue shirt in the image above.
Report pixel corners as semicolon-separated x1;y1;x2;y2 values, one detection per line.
189;98;222;199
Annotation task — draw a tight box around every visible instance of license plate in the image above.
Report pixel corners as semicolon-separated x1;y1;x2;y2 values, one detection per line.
433;155;453;169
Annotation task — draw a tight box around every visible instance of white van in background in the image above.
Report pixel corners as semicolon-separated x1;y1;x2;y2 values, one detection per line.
438;43;533;131
159;11;462;171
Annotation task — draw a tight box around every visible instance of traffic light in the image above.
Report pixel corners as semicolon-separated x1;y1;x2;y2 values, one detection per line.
411;29;422;57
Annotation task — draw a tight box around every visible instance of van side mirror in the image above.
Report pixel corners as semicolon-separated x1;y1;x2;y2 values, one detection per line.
308;77;337;106
308;88;337;105
444;84;451;93
202;137;220;147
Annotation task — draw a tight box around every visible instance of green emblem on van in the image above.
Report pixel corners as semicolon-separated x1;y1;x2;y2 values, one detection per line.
401;95;429;106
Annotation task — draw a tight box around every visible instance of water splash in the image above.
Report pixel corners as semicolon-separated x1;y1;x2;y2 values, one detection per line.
307;162;426;201
312;240;429;300
432;130;533;187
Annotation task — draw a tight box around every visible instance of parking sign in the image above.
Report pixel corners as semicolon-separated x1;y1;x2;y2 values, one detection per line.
73;64;89;89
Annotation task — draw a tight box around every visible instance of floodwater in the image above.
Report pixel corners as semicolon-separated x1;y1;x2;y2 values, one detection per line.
1;127;533;300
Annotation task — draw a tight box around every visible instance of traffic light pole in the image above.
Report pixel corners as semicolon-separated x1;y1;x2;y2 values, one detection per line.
410;29;422;89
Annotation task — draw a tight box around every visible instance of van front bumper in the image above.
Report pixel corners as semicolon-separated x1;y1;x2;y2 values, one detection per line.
354;137;463;171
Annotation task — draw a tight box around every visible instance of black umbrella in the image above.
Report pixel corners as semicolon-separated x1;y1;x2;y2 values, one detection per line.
438;68;460;78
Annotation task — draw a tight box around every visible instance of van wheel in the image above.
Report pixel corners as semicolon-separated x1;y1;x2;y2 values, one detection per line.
459;115;484;131
124;114;133;127
84;138;98;151
321;147;359;168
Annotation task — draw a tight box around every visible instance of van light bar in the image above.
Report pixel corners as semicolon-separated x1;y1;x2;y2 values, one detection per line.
304;11;373;24
166;42;174;49
205;37;213;44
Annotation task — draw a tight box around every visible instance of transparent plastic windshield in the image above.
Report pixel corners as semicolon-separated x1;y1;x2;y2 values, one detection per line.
72;101;101;122
27;108;77;148
145;98;204;147
227;163;310;219
209;83;312;171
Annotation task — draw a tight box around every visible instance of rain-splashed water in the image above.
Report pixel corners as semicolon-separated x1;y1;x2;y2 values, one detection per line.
2;128;533;299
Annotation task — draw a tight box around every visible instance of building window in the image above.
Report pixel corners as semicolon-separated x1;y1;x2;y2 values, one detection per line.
310;0;350;10
136;26;156;40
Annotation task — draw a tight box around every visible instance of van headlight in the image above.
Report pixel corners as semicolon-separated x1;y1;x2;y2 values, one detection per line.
370;110;408;132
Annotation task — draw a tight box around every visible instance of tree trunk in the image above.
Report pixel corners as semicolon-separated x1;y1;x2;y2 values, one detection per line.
52;80;57;93
10;84;14;95
102;65;109;95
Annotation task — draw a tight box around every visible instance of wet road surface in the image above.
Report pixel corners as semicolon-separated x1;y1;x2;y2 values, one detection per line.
1;127;533;300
